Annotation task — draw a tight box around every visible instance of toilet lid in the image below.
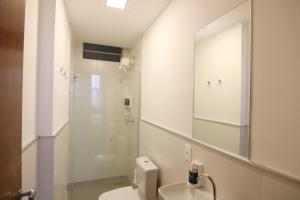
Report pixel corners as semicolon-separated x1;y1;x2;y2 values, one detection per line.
99;186;140;200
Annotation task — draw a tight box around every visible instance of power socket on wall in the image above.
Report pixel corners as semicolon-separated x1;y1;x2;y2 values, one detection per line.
185;144;192;162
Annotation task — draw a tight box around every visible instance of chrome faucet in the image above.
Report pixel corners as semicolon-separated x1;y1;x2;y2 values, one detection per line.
198;174;217;200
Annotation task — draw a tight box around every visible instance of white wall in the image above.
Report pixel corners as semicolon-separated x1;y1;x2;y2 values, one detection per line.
36;0;71;137
36;0;56;137
251;0;300;178
52;0;71;132
22;0;39;193
38;124;70;200
139;0;300;199
22;0;39;147
22;142;38;194
141;0;195;135
21;0;72;199
41;0;72;198
140;121;300;200
54;125;70;200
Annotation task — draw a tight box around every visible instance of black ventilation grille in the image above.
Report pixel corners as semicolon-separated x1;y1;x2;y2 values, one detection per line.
83;42;122;62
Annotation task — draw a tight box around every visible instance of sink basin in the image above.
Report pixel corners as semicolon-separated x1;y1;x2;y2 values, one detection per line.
158;182;213;200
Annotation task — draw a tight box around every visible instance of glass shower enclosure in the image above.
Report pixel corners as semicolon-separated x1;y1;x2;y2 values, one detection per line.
68;44;139;200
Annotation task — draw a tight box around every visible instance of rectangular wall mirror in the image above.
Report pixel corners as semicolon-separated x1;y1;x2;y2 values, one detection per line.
193;1;251;158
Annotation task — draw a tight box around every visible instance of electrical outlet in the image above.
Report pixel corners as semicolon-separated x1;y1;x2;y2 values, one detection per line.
185;144;192;162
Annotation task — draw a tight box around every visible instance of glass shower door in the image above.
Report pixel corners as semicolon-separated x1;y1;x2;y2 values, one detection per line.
68;58;139;200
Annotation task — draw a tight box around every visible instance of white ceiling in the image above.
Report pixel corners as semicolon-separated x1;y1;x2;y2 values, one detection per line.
64;0;171;47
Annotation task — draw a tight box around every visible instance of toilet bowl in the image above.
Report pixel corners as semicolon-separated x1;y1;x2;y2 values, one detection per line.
99;186;140;200
99;157;158;200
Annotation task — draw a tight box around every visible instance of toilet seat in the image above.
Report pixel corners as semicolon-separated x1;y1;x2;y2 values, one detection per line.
98;186;140;200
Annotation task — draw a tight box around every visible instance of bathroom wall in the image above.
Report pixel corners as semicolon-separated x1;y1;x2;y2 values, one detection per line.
37;0;72;198
22;0;39;147
38;124;70;200
22;142;38;194
53;124;70;200
22;0;72;199
251;0;300;178
22;0;39;193
139;0;300;199
52;0;72;132
140;122;300;200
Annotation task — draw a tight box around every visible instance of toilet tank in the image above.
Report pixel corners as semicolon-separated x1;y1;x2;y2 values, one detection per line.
136;157;158;200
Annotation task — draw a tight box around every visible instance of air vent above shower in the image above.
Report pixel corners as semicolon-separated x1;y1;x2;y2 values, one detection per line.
83;42;122;62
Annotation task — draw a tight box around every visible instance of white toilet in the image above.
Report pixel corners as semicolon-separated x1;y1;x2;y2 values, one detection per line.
99;157;158;200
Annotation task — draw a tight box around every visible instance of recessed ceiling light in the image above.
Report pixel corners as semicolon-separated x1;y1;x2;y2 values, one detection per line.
106;0;127;9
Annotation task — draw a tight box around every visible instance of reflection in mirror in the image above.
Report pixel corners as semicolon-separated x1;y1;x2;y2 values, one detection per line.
193;1;251;158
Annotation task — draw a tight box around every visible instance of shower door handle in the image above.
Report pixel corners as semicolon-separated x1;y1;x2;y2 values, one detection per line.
18;188;37;200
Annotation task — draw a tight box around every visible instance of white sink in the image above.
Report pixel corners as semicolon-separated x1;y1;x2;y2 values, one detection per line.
158;182;213;200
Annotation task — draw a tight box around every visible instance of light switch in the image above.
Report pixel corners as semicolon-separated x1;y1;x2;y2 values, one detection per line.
185;144;192;162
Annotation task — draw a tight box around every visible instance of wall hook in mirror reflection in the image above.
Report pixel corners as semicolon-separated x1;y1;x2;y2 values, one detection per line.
60;66;64;74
